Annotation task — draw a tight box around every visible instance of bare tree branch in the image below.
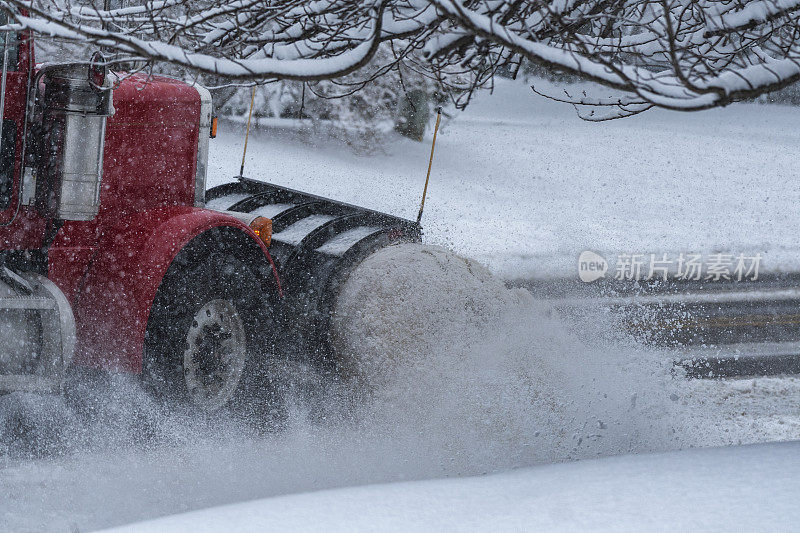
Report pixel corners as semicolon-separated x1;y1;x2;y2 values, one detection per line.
5;0;800;119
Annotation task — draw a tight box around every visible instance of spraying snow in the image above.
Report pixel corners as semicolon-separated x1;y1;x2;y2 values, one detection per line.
331;244;535;383
331;243;683;468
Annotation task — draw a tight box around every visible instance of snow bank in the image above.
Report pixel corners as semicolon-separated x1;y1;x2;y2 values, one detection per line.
103;441;800;532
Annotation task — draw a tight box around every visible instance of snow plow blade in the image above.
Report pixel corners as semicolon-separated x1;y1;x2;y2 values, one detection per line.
206;178;422;362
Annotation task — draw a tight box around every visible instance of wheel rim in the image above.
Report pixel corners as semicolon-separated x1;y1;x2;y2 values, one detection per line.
183;299;247;411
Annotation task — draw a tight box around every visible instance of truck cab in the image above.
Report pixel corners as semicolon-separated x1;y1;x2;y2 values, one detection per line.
0;21;277;404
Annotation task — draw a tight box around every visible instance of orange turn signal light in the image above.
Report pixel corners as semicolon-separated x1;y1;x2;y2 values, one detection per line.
250;216;272;247
210;116;218;138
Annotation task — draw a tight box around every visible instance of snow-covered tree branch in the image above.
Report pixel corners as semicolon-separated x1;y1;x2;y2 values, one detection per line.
7;0;800;118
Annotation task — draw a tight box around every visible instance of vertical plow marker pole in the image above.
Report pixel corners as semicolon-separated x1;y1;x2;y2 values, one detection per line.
417;106;442;225
239;86;256;178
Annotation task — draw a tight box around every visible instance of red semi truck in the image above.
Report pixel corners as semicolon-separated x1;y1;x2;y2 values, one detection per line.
0;23;419;413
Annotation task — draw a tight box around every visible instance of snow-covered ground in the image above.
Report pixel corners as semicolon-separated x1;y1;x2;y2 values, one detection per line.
2;82;800;532
208;78;800;279
103;441;800;533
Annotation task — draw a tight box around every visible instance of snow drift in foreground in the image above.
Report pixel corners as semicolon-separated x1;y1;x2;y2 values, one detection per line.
103;441;800;533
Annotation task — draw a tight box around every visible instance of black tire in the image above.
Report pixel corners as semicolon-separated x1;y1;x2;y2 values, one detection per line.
143;245;279;422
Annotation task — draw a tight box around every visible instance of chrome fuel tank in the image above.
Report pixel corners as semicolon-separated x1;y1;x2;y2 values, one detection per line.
38;64;113;221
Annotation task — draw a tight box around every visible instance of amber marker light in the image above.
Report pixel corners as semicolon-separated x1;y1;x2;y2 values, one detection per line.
250;216;272;247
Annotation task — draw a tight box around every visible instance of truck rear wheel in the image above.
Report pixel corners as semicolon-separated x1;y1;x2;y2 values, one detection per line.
144;249;276;419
